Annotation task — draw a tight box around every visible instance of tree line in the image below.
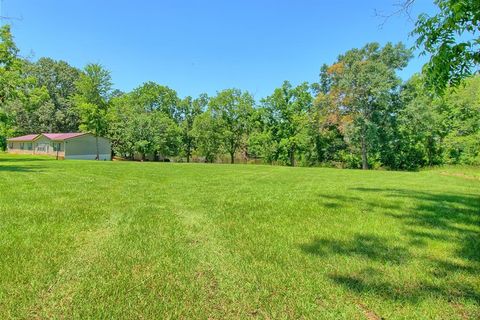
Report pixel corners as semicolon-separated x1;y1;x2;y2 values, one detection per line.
0;1;478;169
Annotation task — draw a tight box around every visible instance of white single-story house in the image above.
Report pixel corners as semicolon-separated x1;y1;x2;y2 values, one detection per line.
7;133;111;160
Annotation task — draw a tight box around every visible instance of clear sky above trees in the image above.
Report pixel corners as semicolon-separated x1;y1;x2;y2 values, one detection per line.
2;0;437;99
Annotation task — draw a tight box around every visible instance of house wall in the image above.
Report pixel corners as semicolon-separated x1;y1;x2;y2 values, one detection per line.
65;134;111;160
8;138;65;158
34;136;52;154
7;141;35;154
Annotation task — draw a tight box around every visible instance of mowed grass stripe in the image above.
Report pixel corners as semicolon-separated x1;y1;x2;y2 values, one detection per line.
0;154;478;319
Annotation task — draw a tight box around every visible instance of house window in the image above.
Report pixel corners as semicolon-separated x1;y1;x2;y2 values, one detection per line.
8;142;13;149
20;143;24;150
53;143;62;151
27;143;32;150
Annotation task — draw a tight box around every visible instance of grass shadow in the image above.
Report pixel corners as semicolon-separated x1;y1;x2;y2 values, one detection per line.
0;157;52;162
0;165;45;172
350;188;480;263
300;234;410;265
301;187;480;307
330;270;480;304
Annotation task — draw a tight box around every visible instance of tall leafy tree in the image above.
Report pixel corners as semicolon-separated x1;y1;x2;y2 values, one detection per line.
262;81;313;166
7;86;52;134
129;112;156;161
246;107;276;162
152;112;181;160
307;90;347;166
74;63;112;160
25;57;81;132
129;82;179;118
209;89;254;163
107;93;136;158
438;75;480;164
107;82;181;161
192;110;222;163
178;94;208;162
319;42;411;169
0;25;24;149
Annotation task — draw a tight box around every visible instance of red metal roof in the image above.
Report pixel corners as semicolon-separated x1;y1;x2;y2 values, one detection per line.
42;133;85;140
7;134;39;141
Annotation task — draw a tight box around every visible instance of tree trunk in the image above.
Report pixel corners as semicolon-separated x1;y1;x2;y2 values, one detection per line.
187;154;190;163
95;136;99;160
290;147;295;167
230;152;234;164
361;131;368;170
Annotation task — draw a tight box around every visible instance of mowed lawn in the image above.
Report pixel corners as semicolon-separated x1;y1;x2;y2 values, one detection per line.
0;154;479;319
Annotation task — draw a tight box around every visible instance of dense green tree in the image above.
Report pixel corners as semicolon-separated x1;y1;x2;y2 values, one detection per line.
74;63;112;160
209;89;254;163
6;86;52;134
0;25;24;149
129;82;179;118
319;42;412;169
0;25;23;105
192;110;222;163
25;57;81;132
262;81;313;166
390;74;442;169
178;94;208;162
151;112;181;160
438;75;480;164
246;107;276;162
129;113;156;161
307;91;347;166
107;93;136;158
107;82;182;161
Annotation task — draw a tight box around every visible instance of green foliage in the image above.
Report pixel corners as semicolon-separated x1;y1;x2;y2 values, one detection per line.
152;112;181;158
74;63;112;135
178;94;208;162
209;89;254;163
318;42;412;169
0;25;25;149
439;76;480;164
107;82;181;160
192;110;222;162
0;36;81;139
24;58;81;132
74;63;112;159
261;81;313;166
107;93;135;157
1;24;479;170
391;74;443;169
129;81;179;117
412;0;480;94
75;64;112;109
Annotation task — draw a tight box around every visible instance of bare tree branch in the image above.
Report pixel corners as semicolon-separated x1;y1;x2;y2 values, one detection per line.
375;0;416;28
0;0;23;24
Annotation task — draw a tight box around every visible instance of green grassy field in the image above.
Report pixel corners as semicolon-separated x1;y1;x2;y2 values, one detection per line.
0;154;479;319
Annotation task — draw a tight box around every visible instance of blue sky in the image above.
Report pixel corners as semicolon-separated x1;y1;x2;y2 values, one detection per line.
3;0;437;100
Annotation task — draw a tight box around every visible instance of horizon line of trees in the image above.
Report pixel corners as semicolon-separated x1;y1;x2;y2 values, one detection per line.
0;0;479;170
